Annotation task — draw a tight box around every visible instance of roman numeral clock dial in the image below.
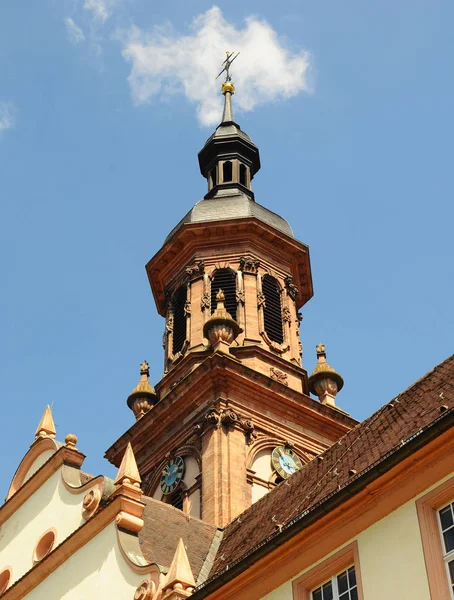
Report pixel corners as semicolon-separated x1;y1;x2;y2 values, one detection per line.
160;456;185;495
271;446;303;480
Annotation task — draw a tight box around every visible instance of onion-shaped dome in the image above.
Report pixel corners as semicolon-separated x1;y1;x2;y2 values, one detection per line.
308;344;344;407
127;361;158;420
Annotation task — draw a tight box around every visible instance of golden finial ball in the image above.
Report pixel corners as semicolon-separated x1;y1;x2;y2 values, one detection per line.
65;433;78;447
221;81;235;95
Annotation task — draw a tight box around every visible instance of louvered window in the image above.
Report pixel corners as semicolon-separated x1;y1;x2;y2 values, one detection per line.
172;286;187;355
211;269;237;321
170;488;184;511
262;275;284;344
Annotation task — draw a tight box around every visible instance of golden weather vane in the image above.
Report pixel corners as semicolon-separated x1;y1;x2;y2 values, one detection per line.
215;50;240;83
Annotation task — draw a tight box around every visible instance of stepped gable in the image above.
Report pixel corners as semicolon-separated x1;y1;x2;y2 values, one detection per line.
204;354;454;581
138;496;218;578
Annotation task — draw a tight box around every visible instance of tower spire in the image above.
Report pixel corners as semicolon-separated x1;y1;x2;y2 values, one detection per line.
217;50;238;124
221;82;235;124
198;51;260;200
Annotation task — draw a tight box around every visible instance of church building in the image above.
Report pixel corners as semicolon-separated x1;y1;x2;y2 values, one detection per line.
0;70;453;600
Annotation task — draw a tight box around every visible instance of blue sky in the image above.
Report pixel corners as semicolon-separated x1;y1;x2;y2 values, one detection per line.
0;0;452;497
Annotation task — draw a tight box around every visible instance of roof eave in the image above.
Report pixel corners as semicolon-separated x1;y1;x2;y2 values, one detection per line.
192;407;454;598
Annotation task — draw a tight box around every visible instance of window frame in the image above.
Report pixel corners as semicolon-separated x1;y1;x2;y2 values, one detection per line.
171;285;189;357
311;565;357;600
438;501;454;599
292;542;363;600
416;475;454;600
210;268;238;322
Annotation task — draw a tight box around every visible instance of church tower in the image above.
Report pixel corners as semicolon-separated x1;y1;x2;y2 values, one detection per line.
105;74;357;528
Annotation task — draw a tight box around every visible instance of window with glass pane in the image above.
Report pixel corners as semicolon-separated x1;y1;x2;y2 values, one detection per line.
438;501;454;597
311;567;357;600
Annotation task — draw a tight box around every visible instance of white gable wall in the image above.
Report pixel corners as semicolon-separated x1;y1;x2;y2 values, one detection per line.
0;469;98;586
23;523;148;600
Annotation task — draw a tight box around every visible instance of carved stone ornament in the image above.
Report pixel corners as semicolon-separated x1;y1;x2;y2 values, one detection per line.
221;409;239;426
200;408;256;443
200;292;210;311
184;300;191;317
134;579;156;600
257;292;266;308
185;260;205;281
166;315;174;334
270;367;289;386
204;408;222;428
236;289;245;306
82;487;101;520
283;306;292;323
239;256;260;274
285;276;299;301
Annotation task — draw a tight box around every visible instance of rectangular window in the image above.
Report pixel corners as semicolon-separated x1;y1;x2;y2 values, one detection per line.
439;502;454;598
292;542;363;600
311;566;357;600
416;476;454;600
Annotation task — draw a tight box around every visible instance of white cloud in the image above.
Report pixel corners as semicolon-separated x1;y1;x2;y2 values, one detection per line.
0;103;15;137
84;0;113;22
65;17;86;44
121;7;311;126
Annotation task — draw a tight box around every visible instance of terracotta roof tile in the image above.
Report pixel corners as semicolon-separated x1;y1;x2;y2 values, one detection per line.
139;497;218;578
206;354;454;581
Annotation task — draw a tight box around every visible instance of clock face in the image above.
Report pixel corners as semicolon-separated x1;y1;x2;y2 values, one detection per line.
271;446;303;480
160;456;185;495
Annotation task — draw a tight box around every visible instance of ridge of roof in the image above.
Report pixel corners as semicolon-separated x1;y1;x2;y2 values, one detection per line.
195;354;454;592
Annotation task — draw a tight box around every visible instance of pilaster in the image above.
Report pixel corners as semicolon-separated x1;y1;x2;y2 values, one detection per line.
201;407;250;527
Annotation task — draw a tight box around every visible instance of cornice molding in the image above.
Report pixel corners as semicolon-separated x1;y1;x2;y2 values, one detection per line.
2;443;85;524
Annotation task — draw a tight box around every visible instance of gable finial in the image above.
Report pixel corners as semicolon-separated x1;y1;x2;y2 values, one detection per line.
34;405;56;441
162;538;196;599
114;442;141;488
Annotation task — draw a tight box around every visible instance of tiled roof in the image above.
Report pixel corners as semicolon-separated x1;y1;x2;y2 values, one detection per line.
139;496;218;578
204;354;454;584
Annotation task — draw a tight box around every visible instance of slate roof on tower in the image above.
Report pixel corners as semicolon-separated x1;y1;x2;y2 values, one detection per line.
164;195;294;243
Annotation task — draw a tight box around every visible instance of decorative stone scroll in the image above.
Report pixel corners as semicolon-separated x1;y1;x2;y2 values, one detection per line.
134;579;156;600
183;300;191;317
239;256;260;274
270;367;289;386
82;487;102;520
257;292;266;308
284;276;299;301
